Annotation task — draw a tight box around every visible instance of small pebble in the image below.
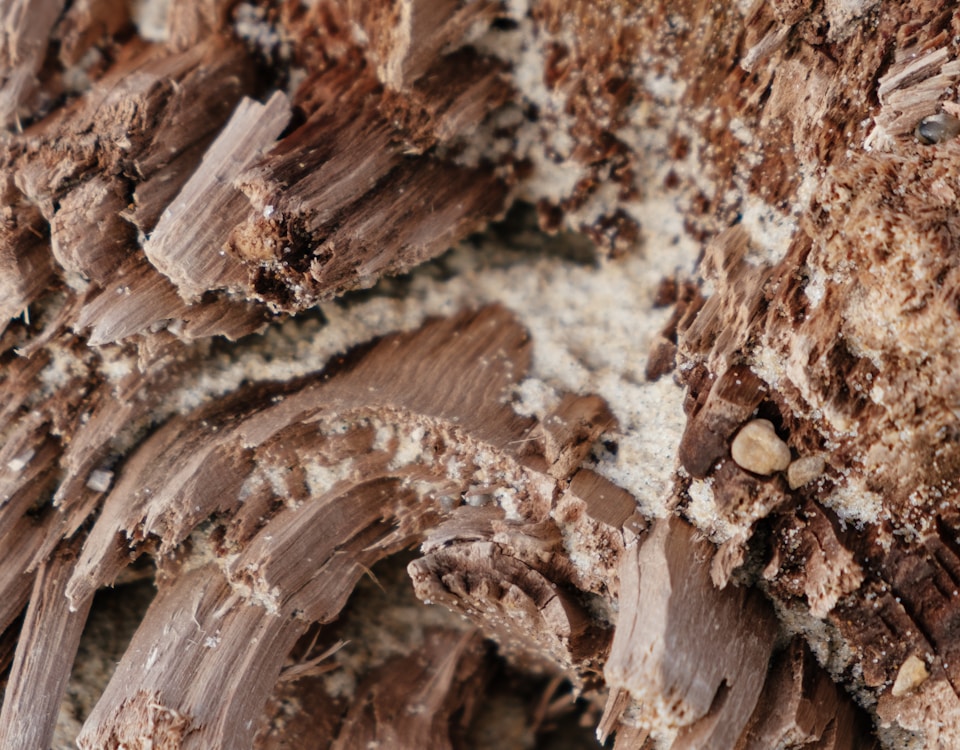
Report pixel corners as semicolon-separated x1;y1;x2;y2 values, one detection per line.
787;454;826;489
730;419;791;475
6;449;35;472
891;654;929;697
86;469;114;493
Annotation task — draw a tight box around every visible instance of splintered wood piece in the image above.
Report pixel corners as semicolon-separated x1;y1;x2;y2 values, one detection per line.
597;687;631;744
566;469;641;530
143;91;291;301
65;306;535;602
0;416;59;541
330;630;488;749
0;514;52;636
50;304;635;747
232;155;507;309
231;72;390;231
0;184;52;328
11;35;259;296
225;477;416;620
0;539;93;750
45;339;211;558
223;61;509;310
765;499;863;619
605;518;777;749
409;536;607;679
6;0;950;743
0;0;65;126
74;255;267;345
75;564;306;750
353;0;501;91
79;479;411;748
867;45;960;148
167;0;235;50
128;41;260;232
539;394;616;479
378;49;511;152
16;41;222;216
736;638;878;750
49;176;135;284
54;0;131;66
411;507;615;680
678;363;768;479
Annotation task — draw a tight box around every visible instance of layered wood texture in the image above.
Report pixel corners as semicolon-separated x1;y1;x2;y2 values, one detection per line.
1;0;958;748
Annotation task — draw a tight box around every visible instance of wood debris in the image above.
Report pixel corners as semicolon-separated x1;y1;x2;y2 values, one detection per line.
3;0;959;748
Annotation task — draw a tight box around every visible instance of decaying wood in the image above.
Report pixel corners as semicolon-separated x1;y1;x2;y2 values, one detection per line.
143;91;292;300
63;306;617;747
329;630;488;750
737;638;876;750
224;61;509;310
0;0;65;127
0;176;51;331
54;0;130;67
605;518;777;750
655;3;960;743
0;539;91;750
4;0;960;748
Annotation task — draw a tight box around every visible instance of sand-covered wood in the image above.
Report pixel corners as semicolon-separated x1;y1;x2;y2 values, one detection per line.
3;0;960;748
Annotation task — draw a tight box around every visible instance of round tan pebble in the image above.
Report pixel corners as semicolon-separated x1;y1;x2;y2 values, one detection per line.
787;454;826;490
730;419;791;475
891;654;929;697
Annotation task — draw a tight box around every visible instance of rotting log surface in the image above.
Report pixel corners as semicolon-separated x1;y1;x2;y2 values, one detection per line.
1;0;959;748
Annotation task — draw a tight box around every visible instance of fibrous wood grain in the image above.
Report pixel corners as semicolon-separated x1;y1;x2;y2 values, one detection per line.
0;539;92;750
3;0;959;749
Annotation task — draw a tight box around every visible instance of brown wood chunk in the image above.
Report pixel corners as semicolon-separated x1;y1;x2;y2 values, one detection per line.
678;364;768;478
331;631;489;750
567;469;638;529
736;638;879;750
605;518;777;749
143;91;291;301
0;539;93;750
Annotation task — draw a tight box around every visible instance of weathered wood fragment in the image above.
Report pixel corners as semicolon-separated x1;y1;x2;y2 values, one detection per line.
0;0;65;126
341;0;497;93
3;1;958;748
54;0;130;66
604;518;777;750
143;92;291;300
74;255;267;345
0;515;50;636
53;308;559;745
0;177;52;329
737;638;879;750
330;630;488;749
0;539;92;750
379;50;511;152
227;70;509;309
49;176;134;284
410;513;610;682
